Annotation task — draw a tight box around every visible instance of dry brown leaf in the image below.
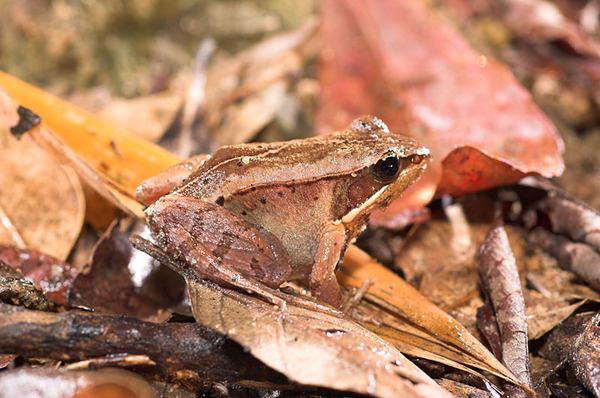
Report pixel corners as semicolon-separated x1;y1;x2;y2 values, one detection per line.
527;300;586;340
339;245;534;394
437;378;495;397
354;299;508;388
187;278;453;398
540;312;600;396
27;123;146;218
0;89;84;261
392;215;485;309
69;219;185;320
477;221;533;394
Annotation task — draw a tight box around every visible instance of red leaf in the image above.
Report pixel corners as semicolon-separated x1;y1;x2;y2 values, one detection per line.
318;0;564;227
0;243;77;306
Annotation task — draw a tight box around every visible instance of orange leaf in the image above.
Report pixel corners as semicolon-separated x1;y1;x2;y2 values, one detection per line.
0;70;179;217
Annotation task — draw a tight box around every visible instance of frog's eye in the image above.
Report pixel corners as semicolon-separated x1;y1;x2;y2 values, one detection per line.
371;151;400;183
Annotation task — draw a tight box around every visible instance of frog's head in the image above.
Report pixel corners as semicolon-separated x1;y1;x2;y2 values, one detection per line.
338;115;430;227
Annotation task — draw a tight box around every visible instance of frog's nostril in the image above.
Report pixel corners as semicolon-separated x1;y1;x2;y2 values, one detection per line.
408;154;424;164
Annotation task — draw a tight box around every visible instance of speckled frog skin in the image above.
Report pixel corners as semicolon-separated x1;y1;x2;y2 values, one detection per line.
137;115;430;308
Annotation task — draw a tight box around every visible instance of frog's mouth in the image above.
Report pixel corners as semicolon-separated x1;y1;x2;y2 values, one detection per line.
340;185;389;225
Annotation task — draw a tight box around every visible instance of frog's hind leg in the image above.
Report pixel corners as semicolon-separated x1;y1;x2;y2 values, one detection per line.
145;195;342;315
145;195;298;306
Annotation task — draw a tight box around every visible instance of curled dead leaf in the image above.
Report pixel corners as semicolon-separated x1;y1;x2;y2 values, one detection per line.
0;70;180;219
478;220;533;393
0;88;84;260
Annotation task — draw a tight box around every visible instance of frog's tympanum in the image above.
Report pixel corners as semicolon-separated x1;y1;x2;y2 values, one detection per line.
136;115;430;308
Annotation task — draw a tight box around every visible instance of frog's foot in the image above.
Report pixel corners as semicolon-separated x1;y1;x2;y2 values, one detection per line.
340;277;374;313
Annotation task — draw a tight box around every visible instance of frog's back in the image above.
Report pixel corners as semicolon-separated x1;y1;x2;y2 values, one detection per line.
174;116;425;201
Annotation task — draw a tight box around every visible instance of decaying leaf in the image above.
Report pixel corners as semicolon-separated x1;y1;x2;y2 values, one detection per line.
187;278;453;398
437;378;499;397
68;219;185;320
526;298;587;341
354;298;508;392
391;201;495;310
477;220;533;395
0;88;85;261
476;301;502;359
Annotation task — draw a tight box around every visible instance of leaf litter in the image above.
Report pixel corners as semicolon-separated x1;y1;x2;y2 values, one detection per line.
1;0;600;396
187;278;453;398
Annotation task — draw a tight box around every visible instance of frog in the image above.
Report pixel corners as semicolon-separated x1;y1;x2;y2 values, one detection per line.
136;115;430;309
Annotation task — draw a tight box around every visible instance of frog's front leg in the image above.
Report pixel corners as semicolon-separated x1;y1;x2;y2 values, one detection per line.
136;154;210;206
308;223;346;309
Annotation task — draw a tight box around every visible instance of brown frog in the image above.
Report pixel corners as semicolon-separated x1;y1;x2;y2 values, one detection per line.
136;115;430;308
